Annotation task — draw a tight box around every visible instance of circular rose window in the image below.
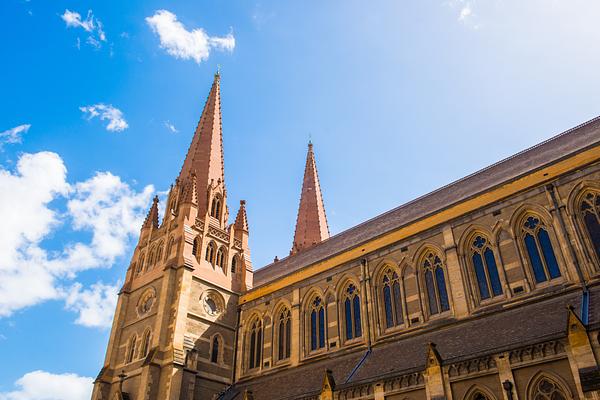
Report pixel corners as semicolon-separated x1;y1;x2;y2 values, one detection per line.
201;290;224;317
137;288;156;316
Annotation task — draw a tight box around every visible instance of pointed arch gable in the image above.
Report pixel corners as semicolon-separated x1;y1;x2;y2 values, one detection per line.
509;203;554;237
566;180;600;217
526;371;573;400
457;225;495;257
372;258;401;282
463;384;497;400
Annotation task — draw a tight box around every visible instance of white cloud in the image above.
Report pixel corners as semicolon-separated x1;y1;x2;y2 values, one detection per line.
0;370;93;400
79;103;128;132
0;151;153;319
447;0;480;29
60;9;107;48
0;124;30;149
164;121;178;133
64;282;118;328
459;4;473;21
146;10;235;64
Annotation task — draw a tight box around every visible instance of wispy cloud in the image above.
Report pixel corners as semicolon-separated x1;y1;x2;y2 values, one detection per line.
447;0;480;29
60;9;107;48
79;103;128;132
64;282;118;329
146;10;235;64
0;124;30;149
164;121;178;133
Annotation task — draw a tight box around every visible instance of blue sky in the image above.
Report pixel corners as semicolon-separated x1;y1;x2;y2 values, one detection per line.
1;0;600;398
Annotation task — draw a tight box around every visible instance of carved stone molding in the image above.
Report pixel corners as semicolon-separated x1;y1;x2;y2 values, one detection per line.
508;340;565;365
383;372;424;393
447;355;497;378
337;383;374;400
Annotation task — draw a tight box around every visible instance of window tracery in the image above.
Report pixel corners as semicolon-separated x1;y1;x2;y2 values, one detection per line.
216;247;225;270
141;329;152;358
381;268;403;329
578;191;600;264
468;235;503;301
521;215;561;283
206;242;216;265
277;308;291;360
343;283;362;340
530;376;568;400
248;318;262;370
310;296;326;351
126;335;137;363
422;251;450;315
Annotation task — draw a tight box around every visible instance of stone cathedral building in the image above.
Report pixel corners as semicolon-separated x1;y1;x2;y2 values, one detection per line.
93;73;600;400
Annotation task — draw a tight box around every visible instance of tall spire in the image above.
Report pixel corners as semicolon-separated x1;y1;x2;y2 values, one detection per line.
178;73;225;216
142;195;159;229
291;142;330;255
234;200;249;232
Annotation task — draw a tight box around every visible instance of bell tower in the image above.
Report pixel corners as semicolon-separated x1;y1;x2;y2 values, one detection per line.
92;73;253;400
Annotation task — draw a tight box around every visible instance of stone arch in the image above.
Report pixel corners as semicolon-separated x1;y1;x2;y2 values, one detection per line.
209;332;225;365
566;182;600;273
373;260;405;332
414;244;452;318
463;384;497;400
510;204;567;287
526;371;573;400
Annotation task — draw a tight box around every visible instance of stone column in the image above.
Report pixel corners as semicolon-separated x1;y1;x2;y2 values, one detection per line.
373;381;385;400
495;353;518;400
291;288;301;366
443;226;470;318
565;307;600;399
424;343;446;400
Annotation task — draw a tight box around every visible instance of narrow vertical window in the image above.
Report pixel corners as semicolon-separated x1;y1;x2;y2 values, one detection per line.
422;252;450;316
521;215;561;284
216;248;225;269
248;320;262;369
277;308;291;361
127;336;137;363
211;196;221;219
141;330;152;358
469;235;503;301
344;284;362;340
205;242;216;265
192;237;199;256
211;336;220;363
381;269;403;329
310;297;326;351
580;192;600;261
231;256;237;273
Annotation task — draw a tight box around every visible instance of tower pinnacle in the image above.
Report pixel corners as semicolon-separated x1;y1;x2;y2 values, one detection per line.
291;142;330;255
142;195;159;229
178;73;225;217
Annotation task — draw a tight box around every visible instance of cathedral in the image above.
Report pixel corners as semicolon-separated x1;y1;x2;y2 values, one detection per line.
92;73;600;400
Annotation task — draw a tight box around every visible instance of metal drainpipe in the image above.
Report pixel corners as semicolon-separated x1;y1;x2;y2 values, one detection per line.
361;258;372;350
546;184;589;322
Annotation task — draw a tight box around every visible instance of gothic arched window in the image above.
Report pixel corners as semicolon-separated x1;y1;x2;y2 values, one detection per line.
126;335;137;363
381;268;403;329
205;242;216;265
156;243;163;264
469;235;503;301
579;191;600;264
211;196;221;219
422;251;450;316
310;296;326;351
343;284;362;341
248;319;262;370
530;376;568;400
277;308;291;360
192;237;200;257
137;253;145;275
216;247;225;270
147;248;155;268
231;255;238;273
141;330;152;358
211;336;220;363
521;215;561;283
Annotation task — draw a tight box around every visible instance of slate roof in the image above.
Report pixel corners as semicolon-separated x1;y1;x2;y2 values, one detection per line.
221;286;599;400
254;116;600;287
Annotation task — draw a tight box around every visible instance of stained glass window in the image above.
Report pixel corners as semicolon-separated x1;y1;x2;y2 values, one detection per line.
422;252;450;315
521;215;561;284
381;269;403;329
344;284;362;340
469;235;503;301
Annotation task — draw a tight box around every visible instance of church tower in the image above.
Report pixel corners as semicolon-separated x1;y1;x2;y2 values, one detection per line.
92;73;253;400
290;142;330;254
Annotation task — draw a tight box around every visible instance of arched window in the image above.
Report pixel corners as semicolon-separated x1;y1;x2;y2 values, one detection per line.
277;308;291;360
248;319;262;370
141;330;152;358
211;336;220;364
469;235;503;301
192;237;200;257
381;268;403;329
231;255;238;273
422;251;450;315
126;335;137;363
530;375;568;400
205;242;216;265
310;296;326;351
521;215;561;283
579;191;600;263
137;253;145;275
211;196;221;219
156;244;163;264
343;284;362;341
216;247;225;269
167;237;175;258
147;248;155;268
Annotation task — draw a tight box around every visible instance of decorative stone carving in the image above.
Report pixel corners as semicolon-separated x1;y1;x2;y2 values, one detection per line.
201;289;225;317
137;287;156;317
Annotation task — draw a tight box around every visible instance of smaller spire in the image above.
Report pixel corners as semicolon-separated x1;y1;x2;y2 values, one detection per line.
143;196;159;229
291;142;329;254
234;200;249;232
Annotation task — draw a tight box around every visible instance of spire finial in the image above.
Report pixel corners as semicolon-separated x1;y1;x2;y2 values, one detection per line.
215;64;221;78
